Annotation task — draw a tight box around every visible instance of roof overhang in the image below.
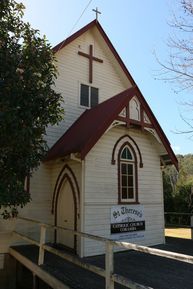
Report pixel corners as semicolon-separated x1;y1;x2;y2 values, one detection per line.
49;20;178;170
45;86;178;170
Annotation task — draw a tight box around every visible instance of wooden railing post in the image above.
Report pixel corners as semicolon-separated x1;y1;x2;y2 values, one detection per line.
105;241;114;289
32;273;37;289
38;225;46;265
191;216;193;240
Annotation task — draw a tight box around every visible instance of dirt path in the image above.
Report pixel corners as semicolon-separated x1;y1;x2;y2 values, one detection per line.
165;228;191;239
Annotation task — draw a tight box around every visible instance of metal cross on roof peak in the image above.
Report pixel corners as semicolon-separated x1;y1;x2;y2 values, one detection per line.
92;7;101;21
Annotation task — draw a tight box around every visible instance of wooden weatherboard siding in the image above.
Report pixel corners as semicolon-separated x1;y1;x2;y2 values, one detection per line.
46;25;131;148
0;163;54;253
83;127;164;256
0;20;175;259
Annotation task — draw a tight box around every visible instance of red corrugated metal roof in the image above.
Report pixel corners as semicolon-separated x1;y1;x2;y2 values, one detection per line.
45;87;136;161
45;86;178;170
49;20;178;169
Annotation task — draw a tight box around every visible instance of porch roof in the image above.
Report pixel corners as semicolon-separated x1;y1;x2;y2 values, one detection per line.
44;86;178;170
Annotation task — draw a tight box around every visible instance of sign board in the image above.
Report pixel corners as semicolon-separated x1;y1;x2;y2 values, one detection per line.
111;205;145;241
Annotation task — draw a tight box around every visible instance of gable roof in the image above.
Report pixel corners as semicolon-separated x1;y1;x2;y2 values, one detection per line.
45;86;178;170
45;87;136;162
53;19;135;86
49;20;178;170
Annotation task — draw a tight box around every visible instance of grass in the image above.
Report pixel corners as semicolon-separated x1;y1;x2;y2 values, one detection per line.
165;228;192;239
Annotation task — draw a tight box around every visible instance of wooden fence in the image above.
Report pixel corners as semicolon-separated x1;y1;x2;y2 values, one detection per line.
165;212;193;239
12;216;193;289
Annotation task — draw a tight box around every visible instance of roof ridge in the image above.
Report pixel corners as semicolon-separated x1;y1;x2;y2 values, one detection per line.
53;19;97;53
52;19;137;87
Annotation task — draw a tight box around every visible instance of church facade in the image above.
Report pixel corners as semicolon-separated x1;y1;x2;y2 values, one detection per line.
0;20;178;258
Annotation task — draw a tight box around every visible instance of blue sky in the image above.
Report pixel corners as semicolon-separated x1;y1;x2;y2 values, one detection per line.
21;0;193;155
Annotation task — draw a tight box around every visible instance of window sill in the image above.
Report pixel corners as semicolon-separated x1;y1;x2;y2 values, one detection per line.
118;201;140;205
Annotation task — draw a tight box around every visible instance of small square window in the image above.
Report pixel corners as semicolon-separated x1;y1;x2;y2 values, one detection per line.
80;84;99;108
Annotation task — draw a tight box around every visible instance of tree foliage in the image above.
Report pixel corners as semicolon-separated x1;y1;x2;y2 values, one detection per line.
163;154;193;225
0;0;63;218
163;154;193;214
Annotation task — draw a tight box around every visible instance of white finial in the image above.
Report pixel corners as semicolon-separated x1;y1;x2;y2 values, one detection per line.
92;7;101;21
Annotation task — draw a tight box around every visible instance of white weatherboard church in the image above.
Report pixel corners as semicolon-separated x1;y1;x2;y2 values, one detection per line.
1;19;178;258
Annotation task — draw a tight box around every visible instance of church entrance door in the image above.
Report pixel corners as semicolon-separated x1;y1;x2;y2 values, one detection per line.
57;179;75;250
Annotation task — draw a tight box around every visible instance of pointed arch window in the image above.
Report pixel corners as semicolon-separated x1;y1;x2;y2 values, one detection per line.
119;144;138;203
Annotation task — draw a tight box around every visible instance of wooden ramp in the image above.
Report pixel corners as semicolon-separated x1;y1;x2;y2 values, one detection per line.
10;244;107;289
9;238;193;289
9;246;70;289
9;217;193;289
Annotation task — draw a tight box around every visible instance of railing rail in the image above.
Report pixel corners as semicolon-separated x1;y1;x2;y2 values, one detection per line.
165;212;193;216
12;215;193;289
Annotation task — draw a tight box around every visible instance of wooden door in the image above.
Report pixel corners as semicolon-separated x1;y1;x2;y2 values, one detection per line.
57;180;75;249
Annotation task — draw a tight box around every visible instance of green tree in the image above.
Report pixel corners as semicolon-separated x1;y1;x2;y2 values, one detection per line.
0;0;63;218
162;171;174;212
163;154;193;224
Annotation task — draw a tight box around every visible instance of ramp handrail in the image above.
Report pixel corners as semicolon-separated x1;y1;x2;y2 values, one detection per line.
12;215;193;289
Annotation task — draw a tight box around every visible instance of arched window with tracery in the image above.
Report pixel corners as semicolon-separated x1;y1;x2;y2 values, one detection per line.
118;143;138;203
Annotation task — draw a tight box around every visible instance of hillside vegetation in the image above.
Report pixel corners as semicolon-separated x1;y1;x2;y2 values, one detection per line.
163;154;193;224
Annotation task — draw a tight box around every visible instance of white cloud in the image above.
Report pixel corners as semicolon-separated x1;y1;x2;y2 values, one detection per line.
171;145;181;153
